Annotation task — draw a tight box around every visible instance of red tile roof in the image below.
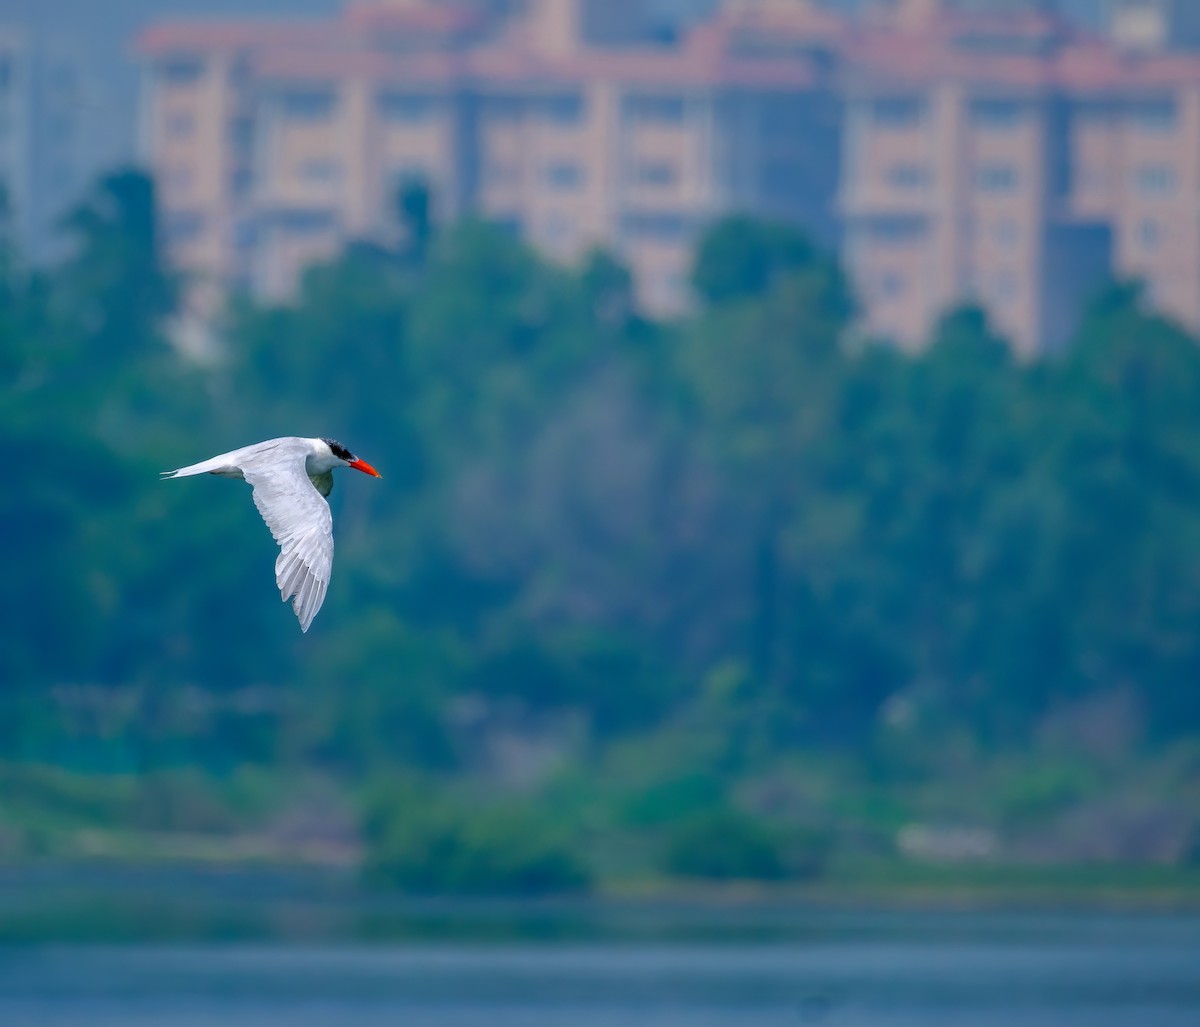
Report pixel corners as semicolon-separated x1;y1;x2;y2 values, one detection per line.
136;3;1200;94
472;48;819;89
232;14;827;91
342;1;482;35
253;48;460;83
845;16;1200;93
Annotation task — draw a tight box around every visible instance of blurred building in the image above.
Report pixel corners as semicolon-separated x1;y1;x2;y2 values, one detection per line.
137;0;1200;353
0;28;98;262
0;31;24;238
842;1;1098;353
1108;0;1200;50
136;0;841;316
842;0;1200;353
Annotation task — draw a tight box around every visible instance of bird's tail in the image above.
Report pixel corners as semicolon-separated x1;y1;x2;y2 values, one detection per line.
161;454;244;480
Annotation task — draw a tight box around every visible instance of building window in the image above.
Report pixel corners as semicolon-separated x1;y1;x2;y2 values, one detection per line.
976;163;1018;192
1130;98;1176;132
1138;219;1163;249
229;116;255;151
624;94;686;124
970;98;1026;129
1135;164;1176;196
378;92;436;123
280;89;336;121
234;219;257;250
543;161;583;189
886;163;929;189
539;93;584;124
629;160;678;186
298;158;342;184
1075;100;1116;126
620;211;690;240
159;57;203;86
864;217;923;244
870;96;924;128
277;209;335;235
230;167;253;195
482;96;522;121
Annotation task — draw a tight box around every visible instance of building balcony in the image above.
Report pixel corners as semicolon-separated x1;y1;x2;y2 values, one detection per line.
836;184;936;219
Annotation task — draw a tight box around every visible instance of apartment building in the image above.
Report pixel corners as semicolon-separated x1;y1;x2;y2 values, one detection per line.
1109;0;1200;50
842;0;1200;353
0;29;96;262
0;30;27;241
137;0;842;316
841;8;1102;354
137;0;1200;353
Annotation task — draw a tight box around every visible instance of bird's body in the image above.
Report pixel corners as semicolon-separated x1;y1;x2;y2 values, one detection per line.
162;436;381;631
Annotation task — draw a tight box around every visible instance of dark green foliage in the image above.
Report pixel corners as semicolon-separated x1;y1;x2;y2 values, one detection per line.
5;171;1200;885
395;175;433;267
362;782;590;895
660;807;827;882
692;216;823;307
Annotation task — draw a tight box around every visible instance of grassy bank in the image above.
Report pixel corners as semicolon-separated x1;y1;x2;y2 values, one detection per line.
1;860;1199;945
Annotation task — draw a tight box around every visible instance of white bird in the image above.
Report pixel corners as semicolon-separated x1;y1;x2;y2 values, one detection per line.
162;437;382;631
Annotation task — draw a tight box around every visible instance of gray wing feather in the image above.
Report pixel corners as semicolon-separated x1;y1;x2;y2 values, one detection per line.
239;443;334;632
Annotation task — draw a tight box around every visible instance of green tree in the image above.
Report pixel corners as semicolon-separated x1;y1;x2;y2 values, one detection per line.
678;218;855;709
1044;283;1200;733
395;175;434;267
691;215;822;306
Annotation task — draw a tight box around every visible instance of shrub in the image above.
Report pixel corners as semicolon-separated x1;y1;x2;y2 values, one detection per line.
660;807;827;883
362;785;590;895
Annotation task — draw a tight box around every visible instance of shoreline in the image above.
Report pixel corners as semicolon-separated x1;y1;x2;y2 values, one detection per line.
1;859;1198;944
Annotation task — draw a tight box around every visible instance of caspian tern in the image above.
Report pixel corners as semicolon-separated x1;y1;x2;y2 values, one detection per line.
162;437;381;631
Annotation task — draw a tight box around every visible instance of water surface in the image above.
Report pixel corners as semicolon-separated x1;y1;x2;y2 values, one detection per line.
1;907;1197;1025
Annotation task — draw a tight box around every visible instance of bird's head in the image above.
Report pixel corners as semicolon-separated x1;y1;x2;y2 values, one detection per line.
322;437;382;478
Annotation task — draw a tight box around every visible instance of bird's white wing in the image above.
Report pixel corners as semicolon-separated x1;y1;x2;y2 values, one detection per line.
239;443;334;633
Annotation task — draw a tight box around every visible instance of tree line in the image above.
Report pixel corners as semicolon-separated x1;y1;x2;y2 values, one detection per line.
4;167;1200;785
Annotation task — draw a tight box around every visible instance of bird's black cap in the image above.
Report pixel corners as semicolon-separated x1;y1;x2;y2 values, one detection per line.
322;438;354;462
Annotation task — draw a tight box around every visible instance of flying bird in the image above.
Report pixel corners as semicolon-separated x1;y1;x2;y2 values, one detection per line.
162;437;381;631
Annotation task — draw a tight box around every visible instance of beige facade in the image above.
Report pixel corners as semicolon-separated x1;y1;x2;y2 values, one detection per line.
137;0;841;319
841;75;1070;355
842;2;1200;354
138;0;1200;353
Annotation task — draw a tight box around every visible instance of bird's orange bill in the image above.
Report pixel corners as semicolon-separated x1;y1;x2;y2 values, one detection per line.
350;458;382;478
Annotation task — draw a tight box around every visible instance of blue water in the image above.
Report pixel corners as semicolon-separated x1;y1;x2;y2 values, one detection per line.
0;908;1197;1025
